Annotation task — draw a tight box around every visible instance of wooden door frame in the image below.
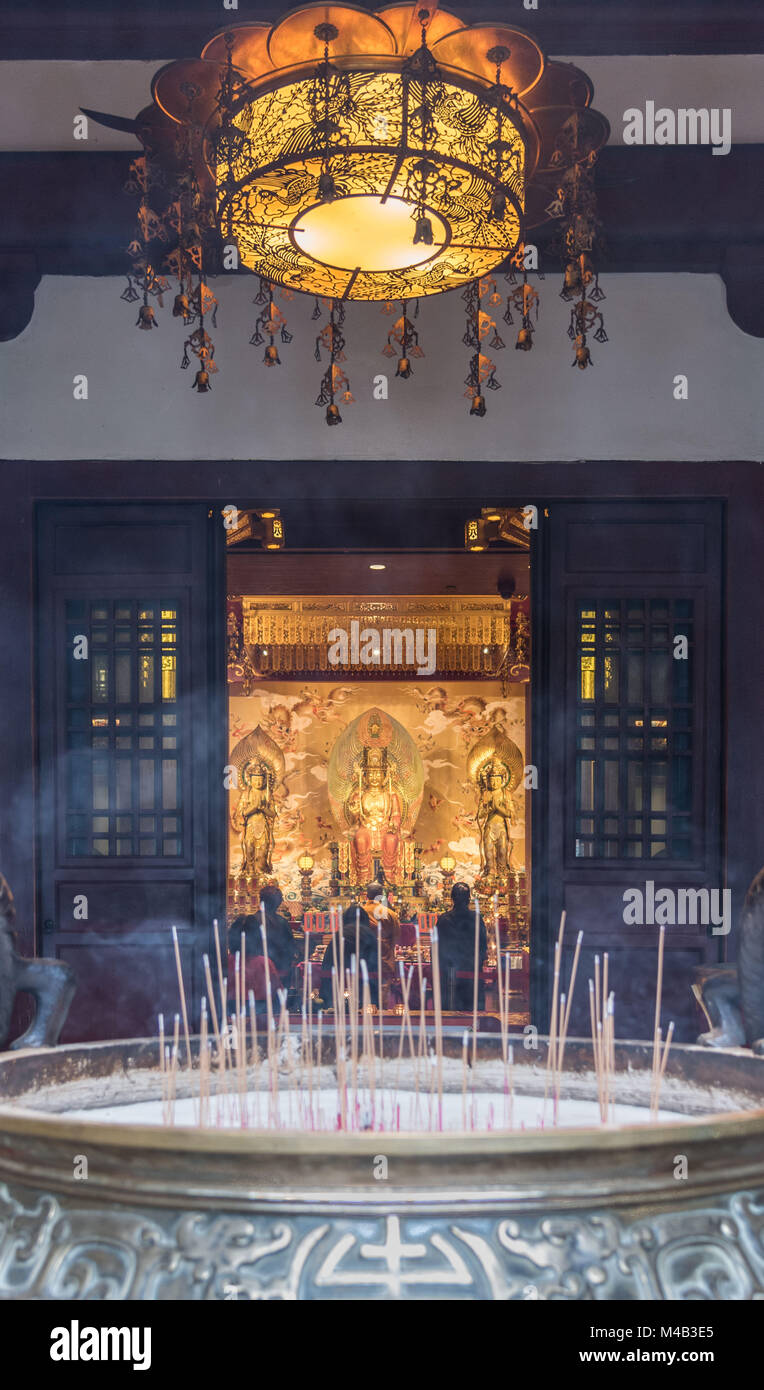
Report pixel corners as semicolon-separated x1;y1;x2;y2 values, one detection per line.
0;460;756;1040
530;496;725;1034
34;501;227;1036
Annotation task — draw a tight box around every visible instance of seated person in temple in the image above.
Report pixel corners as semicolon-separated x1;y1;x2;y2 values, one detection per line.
227;884;298;1006
434;881;488;1012
364;882;400;1006
318;906;379;1010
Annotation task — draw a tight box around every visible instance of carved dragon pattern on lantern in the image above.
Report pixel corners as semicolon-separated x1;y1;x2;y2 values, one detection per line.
95;3;609;418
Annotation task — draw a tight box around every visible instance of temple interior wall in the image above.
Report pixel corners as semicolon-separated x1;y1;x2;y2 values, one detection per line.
3;272;763;462
229;679;528;907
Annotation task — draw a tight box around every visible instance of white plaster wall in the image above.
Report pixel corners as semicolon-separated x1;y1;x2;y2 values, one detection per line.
2;56;763;150
1;272;762;461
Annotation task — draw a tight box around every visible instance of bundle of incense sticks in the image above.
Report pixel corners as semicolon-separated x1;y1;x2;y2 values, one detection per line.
589;958;615;1124
159;916;674;1134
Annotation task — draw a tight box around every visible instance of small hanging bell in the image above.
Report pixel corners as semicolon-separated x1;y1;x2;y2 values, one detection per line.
573;338;592;370
413;216;434;245
264;344;281;366
326;403;342;425
192;368;211;392
470;394;487;417
172;292;190;319
137;304;157;330
515;326;534;351
318;171;337;201
396;356;413;379
490;189;507;220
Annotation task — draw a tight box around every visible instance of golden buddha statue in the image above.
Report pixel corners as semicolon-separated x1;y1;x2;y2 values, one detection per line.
328;707;424;888
229;725;286;882
233;759;277;876
345;745;403;882
467;729;524;888
476;758;515;880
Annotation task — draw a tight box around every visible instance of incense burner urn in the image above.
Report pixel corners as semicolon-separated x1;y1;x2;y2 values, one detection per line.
1;1037;763;1301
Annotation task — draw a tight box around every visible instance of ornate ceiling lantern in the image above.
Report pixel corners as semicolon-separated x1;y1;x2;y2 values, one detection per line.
108;2;609;421
150;4;607;304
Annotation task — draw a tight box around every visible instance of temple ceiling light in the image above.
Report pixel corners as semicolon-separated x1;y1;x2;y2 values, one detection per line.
111;2;610;420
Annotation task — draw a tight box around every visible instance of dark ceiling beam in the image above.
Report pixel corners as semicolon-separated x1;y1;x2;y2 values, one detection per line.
4;146;763;272
3;145;764;336
5;0;764;59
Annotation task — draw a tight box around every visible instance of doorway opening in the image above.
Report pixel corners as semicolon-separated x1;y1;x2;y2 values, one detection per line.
225;499;532;1027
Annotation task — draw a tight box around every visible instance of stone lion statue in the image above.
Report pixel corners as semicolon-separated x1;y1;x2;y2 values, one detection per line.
696;866;764;1054
0;874;76;1050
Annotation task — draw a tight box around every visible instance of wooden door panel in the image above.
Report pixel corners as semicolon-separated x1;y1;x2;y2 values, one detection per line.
534;500;723;1043
37;503;226;1042
55;932;200;1043
53;878;195;933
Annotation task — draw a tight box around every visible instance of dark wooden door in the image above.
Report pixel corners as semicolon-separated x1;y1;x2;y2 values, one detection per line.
532;500;723;1042
37;503;226;1042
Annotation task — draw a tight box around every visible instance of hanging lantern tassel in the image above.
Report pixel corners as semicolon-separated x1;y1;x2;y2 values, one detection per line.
315;299;353;425
463;280;503;417
568;290;608;370
381;299;424;380
553;144;608;369
182;327;218;392
250;281;293;367
511;266;540;353
122;152;170;329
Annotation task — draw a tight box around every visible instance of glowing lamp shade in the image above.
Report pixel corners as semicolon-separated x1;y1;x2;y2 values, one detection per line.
440;853;456;874
293;196;448;274
298;852;315;872
216;65;526;301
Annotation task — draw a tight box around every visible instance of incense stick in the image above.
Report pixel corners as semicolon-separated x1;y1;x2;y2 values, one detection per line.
430;927;444;1130
199;997;209;1127
651;924;666;1113
555;929;584;1115
543;932;562;1118
472;897;480;1067
213;919;226;1037
652;1019;674;1120
414;922;425;1071
170;926;192;1069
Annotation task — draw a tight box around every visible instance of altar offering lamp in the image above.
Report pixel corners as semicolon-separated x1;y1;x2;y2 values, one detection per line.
298;851;314;908
439;852;456;896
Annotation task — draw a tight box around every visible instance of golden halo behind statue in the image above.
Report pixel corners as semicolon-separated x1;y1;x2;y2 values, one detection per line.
467;729;524;791
229;724;286;785
328;705;423;837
